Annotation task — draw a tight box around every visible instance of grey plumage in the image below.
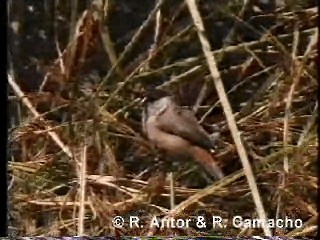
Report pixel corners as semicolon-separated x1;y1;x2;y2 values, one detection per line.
142;95;224;179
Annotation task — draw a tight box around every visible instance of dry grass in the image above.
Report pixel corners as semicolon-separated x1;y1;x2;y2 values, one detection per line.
8;0;317;237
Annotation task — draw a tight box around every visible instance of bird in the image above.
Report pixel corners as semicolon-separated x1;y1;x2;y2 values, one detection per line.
142;90;224;180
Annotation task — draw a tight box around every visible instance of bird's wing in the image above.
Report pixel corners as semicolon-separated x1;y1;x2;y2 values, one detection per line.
156;105;214;149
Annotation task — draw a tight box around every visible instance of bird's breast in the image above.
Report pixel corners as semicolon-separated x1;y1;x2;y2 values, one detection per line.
145;116;191;157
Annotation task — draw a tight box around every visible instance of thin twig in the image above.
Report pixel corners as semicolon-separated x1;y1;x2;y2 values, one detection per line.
8;74;75;160
297;102;317;146
169;172;175;209
223;0;254;46
99;0;125;78
99;0;166;104
185;0;271;236
147;170;245;236
193;81;208;113
283;24;300;173
77;143;88;236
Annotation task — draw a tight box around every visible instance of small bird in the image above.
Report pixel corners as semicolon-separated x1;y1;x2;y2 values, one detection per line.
142;91;224;179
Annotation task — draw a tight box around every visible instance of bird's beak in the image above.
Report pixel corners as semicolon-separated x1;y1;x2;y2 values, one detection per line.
140;97;147;106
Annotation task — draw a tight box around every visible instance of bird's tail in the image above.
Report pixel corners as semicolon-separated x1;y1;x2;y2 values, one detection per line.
190;146;224;179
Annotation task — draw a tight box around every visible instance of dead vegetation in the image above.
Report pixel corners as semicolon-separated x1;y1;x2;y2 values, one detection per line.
8;0;317;237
